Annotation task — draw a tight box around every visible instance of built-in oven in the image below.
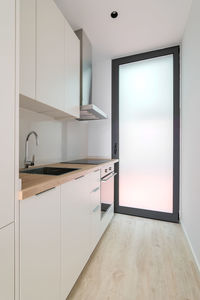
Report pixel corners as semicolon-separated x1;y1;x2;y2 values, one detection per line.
101;164;117;218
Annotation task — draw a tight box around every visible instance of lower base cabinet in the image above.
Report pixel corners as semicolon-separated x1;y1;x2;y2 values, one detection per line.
20;187;61;300
61;171;101;299
90;184;101;253
0;223;14;300
61;174;91;299
19;169;114;300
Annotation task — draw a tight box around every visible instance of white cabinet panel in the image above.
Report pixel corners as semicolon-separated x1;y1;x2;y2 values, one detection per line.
61;171;102;299
90;186;101;252
61;175;91;299
36;0;65;111
87;171;101;252
65;21;80;118
20;0;36;99
20;187;61;300
0;223;14;300
20;0;81;119
0;0;15;228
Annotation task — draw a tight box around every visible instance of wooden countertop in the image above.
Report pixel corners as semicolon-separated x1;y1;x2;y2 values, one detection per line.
19;159;119;200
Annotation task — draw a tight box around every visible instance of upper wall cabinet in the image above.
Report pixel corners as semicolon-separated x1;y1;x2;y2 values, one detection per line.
65;21;80;118
36;0;65;111
0;0;15;229
20;0;80;119
20;0;36;100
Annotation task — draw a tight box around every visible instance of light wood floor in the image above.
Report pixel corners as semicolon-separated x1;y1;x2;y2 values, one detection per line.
67;214;200;300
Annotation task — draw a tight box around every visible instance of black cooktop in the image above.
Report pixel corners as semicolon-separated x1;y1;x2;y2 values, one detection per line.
61;159;108;165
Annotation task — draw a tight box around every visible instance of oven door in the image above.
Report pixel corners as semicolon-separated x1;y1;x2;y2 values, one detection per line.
101;172;117;218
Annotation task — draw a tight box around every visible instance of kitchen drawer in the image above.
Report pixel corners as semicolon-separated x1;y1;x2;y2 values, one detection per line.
101;164;114;178
90;202;101;252
88;170;100;191
90;186;100;210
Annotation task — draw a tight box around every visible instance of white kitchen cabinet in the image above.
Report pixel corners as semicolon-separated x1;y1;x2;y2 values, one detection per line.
20;0;81;119
90;185;101;252
87;170;101;252
0;223;14;300
36;0;65;111
20;0;36;99
61;174;91;299
65;21;80;118
20;187;61;300
19;167;113;299
0;0;15;229
61;171;101;299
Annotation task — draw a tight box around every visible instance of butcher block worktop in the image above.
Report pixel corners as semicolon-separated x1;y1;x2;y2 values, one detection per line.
19;159;118;200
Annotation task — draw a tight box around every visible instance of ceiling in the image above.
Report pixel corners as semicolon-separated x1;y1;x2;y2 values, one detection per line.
55;0;192;59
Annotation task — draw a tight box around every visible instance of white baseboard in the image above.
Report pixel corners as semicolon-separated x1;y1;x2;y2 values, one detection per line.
181;220;200;274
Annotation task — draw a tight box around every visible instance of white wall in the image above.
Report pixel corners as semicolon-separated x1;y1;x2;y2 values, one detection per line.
19;108;88;168
62;119;88;161
88;53;112;158
20;53;112;167
181;0;200;270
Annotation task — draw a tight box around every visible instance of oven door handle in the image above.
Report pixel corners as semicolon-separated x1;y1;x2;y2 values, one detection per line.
101;172;117;182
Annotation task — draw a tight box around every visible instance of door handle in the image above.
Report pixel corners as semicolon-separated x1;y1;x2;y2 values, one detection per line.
101;172;117;182
92;187;100;193
75;175;84;180
114;142;118;156
36;187;56;196
93;205;100;213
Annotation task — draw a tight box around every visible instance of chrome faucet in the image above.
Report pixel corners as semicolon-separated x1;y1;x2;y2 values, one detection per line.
24;131;39;168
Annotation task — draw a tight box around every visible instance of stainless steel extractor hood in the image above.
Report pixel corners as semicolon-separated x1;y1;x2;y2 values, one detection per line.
75;29;107;121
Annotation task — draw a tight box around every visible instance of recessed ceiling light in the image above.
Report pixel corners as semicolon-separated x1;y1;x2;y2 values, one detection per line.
111;11;118;19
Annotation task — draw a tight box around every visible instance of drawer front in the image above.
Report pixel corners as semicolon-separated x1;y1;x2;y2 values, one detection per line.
90;186;100;210
88;170;100;192
91;204;101;252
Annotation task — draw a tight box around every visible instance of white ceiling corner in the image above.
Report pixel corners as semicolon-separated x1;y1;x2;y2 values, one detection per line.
55;0;192;58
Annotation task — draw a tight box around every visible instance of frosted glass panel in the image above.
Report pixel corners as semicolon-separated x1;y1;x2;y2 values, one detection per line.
119;55;173;213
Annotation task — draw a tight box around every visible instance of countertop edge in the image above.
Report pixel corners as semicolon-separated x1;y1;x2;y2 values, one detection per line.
19;159;119;200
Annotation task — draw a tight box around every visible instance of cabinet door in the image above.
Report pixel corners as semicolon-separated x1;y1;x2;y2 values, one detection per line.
36;0;65;111
0;0;15;229
61;176;90;299
0;223;14;300
20;0;36;99
65;21;80;118
87;171;101;252
20;187;61;300
90;186;101;252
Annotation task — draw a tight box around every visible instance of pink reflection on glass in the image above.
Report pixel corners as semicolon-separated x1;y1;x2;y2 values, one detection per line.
119;171;173;213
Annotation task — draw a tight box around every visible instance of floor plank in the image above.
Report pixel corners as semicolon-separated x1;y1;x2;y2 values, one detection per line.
67;214;200;300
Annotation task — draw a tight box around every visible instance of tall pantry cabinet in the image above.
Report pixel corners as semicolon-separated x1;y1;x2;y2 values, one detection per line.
0;0;18;299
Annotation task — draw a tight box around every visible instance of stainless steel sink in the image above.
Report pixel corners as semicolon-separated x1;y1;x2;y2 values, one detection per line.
20;167;79;176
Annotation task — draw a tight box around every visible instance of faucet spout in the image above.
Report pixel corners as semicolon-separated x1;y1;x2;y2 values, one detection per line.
24;131;39;168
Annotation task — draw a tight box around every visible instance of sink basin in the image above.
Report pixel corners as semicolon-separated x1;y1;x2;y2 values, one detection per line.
20;167;79;176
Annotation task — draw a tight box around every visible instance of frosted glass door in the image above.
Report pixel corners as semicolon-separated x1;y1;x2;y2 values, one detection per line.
119;55;173;213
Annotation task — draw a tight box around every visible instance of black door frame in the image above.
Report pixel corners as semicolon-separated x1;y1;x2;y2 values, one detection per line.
112;46;180;223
